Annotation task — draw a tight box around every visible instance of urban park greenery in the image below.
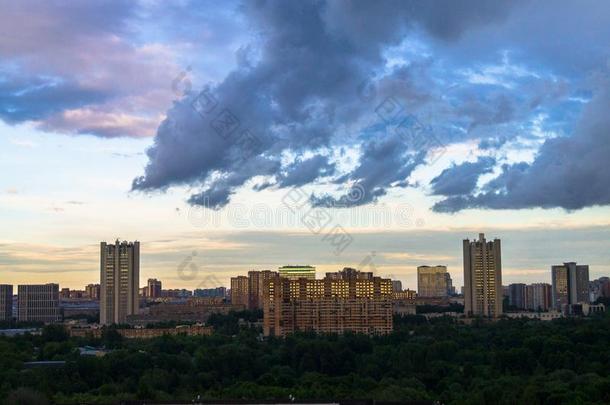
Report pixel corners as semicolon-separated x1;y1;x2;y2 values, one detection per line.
1;310;610;404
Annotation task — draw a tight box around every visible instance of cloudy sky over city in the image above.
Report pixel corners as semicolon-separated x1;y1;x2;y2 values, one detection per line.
1;0;610;289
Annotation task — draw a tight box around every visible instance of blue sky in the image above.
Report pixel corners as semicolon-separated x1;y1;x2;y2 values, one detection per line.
1;0;610;289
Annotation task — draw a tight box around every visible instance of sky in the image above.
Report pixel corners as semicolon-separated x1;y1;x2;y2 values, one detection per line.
1;0;610;290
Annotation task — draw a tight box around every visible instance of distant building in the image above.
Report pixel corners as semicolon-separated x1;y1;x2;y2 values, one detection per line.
417;265;453;297
394;289;417;301
264;268;393;336
0;284;13;321
161;289;192;298
278;265;316;280
504;311;563;321
85;284;100;300
463;233;503;317
508;283;527;309
60;288;71;299
18;284;61;323
126;297;242;325
230;276;249;307
589;277;610;302
392;288;416;315
60;288;86;299
100;240;140;325
248;270;277;309
194;287;227;298
147;279;162;298
552;262;589;311
392;280;403;292
69;324;213;339
525;283;552;311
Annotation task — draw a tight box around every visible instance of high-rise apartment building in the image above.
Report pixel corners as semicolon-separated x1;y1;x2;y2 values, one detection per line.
417;265;453;297
463;233;503;317
508;283;527;309
525;283;552;311
263;268;393;336
278;265;316;280
247;271;261;309
85;284;100;300
247;270;277;309
147;278;162;298
100;240;140;325
392;280;403;292
230;276;249;307
17;284;60;323
552;262;589;310
0;284;13;321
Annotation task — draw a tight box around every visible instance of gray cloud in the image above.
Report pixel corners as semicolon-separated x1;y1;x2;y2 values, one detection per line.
277;155;336;188
0;74;108;123
134;0;519;207
430;156;496;197
433;83;610;212
311;134;427;207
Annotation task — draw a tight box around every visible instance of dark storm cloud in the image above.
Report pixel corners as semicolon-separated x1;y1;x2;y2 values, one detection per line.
433;84;610;212
430;157;496;197
278;155;336;188
133;0;520;207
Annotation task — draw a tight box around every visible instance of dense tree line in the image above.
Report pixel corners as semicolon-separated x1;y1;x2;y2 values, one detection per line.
1;310;610;404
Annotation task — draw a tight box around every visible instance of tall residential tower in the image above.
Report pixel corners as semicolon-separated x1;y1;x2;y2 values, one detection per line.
463;233;503;317
0;284;13;321
100;240;140;325
551;262;589;310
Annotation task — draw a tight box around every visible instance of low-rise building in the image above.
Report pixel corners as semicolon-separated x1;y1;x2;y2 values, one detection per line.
69;324;213;339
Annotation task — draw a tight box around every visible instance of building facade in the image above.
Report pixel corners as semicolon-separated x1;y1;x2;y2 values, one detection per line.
230;276;249;307
194;287;227;298
417;265;453;297
147;278;162;298
85;284;100;300
0;284;13;321
17;284;60;323
590;277;610;302
278;265;316;280
463;233;503;317
100;240;140;325
247;270;277;309
263;268;393;336
525;283;552;311
552;262;590;310
508;283;527;309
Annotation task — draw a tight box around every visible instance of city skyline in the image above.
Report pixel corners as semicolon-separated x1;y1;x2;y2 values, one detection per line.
2;2;610;403
1;229;609;290
1;1;610;291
